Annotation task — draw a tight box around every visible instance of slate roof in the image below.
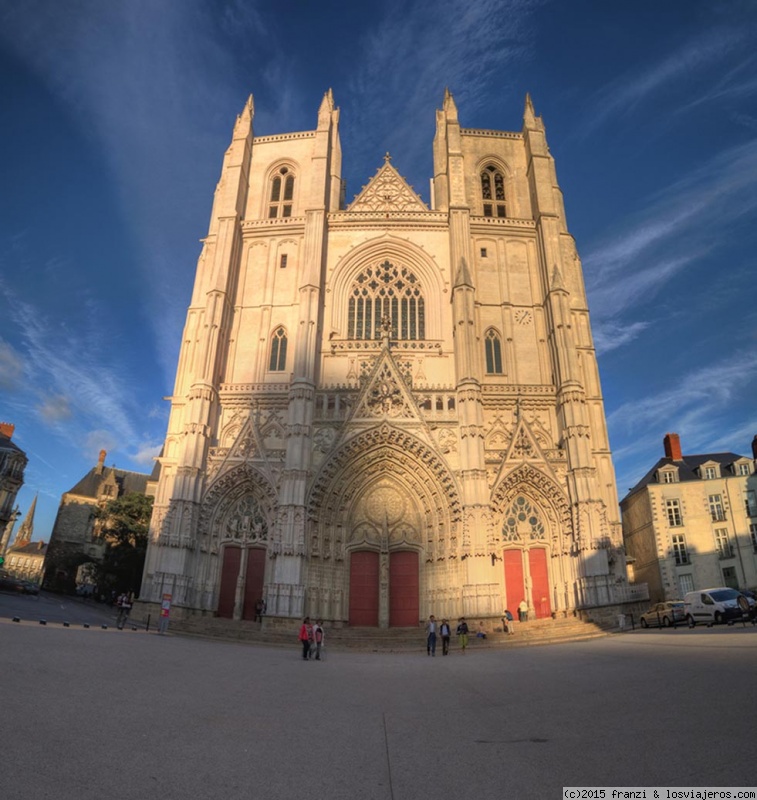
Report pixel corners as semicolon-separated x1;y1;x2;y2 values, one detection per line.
622;451;750;503
0;434;26;456
67;466;150;499
8;540;47;556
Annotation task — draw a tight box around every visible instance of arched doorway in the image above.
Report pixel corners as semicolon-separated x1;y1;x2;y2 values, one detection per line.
501;494;553;619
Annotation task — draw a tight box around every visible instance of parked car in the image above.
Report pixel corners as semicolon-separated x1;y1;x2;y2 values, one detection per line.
0;571;27;594
683;588;755;626
640;601;686;628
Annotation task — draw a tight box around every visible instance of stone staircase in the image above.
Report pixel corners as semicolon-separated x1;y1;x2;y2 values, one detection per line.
162;615;609;652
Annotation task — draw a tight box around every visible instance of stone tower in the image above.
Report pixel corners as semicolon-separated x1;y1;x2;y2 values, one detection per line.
140;90;628;625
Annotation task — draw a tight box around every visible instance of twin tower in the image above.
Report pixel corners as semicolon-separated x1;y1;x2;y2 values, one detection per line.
140;89;628;626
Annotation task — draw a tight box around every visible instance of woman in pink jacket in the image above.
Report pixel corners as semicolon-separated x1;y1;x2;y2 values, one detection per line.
298;617;313;660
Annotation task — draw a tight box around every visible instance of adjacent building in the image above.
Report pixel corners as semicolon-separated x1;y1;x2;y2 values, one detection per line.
43;450;152;592
140;90;638;626
621;433;757;601
0;422;27;557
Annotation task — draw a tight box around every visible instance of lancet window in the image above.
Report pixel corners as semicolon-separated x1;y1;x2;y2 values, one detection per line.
269;327;288;371
481;165;506;218
268;166;295;219
485;329;503;374
347;260;425;340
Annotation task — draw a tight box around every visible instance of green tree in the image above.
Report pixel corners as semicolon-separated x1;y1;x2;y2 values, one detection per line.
94;493;153;597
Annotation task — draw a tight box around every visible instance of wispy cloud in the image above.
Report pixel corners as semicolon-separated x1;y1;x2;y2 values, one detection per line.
610;350;757;493
584;138;757;352
0;1;281;384
345;0;544;197
582;27;749;132
0;340;24;390
37;395;73;424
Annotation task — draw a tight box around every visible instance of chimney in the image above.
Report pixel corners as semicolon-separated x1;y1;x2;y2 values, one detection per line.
663;433;682;461
96;449;107;474
752;435;757;460
0;422;15;439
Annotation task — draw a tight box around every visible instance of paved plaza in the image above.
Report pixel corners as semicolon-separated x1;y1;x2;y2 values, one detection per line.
2;600;756;800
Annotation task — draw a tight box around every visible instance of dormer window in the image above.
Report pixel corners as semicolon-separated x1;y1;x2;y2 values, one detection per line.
702;465;718;480
481;166;506;218
659;468;678;484
268;167;295;219
736;462;751;476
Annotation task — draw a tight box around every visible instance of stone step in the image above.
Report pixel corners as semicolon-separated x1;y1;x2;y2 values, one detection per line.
163;615;608;651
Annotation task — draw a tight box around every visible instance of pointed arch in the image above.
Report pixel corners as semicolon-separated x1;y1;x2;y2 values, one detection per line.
264;161;300;219
328;236;444;340
308;423;463;559
491;463;572;545
484;328;504;374
268;326;288;371
198;463;278;553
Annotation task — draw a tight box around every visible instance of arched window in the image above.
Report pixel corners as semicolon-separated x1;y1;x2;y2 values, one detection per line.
485;329;503;374
481;165;506;218
268;167;295;219
269;327;287;371
347;260;425;340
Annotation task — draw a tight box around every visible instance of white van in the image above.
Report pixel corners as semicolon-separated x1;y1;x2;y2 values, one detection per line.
683;588;747;626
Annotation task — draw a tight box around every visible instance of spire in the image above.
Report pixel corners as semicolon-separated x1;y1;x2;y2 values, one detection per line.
524;92;536;127
15;495;36;546
453;256;474;289
233;94;254;139
551;264;566;292
443;88;458;121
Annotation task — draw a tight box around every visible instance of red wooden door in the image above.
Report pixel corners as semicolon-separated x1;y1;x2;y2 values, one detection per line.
349;551;379;626
218;546;241;619
504;549;524;615
528;548;552;619
389;550;419;627
242;548;266;620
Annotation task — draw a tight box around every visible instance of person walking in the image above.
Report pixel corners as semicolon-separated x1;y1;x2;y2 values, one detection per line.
503;609;515;635
426;615;437;656
440;619;451;655
116;592;132;630
456;617;469;653
312;620;325;660
298;617;313;660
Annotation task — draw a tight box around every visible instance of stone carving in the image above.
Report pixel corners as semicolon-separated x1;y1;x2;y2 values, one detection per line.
313;427;337;453
347;157;429;213
225;495;268;543
502;495;546;542
438;429;458;454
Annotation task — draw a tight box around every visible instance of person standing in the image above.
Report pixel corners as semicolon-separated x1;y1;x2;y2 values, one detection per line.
298;617;313;660
440;619;451;655
503;609;515;635
518;599;528;622
313;620;325;660
426;615;437;656
456;617;469;653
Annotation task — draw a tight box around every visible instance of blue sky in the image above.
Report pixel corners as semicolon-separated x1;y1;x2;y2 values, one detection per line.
1;0;756;541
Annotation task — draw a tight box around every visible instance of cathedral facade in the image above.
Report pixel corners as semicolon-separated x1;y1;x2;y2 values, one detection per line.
140;90;629;626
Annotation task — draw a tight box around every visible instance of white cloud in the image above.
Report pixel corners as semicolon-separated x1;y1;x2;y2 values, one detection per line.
37;395;73;423
0;339;24;390
131;442;163;467
84;430;119;462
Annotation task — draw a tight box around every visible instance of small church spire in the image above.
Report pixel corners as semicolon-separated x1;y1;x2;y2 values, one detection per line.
15;494;37;546
551;264;566;292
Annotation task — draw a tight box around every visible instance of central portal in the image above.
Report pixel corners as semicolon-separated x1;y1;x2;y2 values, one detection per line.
348;549;419;627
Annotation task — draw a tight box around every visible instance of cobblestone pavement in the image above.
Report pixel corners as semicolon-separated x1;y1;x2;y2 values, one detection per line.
2;616;756;800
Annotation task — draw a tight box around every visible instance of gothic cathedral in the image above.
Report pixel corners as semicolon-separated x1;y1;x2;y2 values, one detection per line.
140;90;628;626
